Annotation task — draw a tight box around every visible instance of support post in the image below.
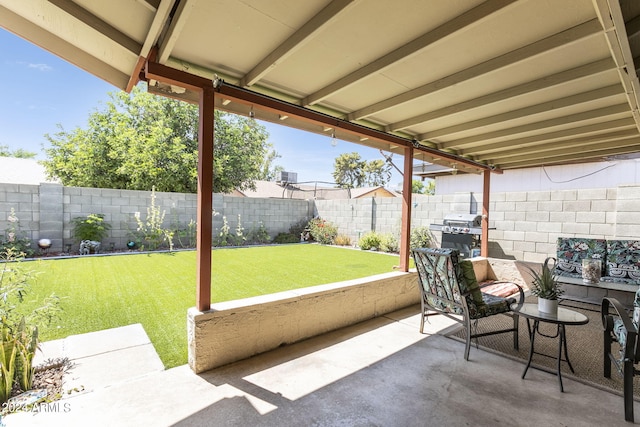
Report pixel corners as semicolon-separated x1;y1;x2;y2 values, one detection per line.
399;146;414;271
481;169;491;257
196;86;214;312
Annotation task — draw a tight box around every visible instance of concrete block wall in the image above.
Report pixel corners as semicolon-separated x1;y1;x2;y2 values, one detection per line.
1;182;639;262
0;184;313;253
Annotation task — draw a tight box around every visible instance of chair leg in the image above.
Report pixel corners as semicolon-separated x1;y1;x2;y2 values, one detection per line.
513;314;519;350
603;331;612;379
464;317;472;361
624;359;634;422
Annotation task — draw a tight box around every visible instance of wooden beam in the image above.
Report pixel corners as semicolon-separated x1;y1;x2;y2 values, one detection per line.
214;81;493;173
145;61;213;92
240;0;356;87
196;86;214;312
303;0;517;106
399;146;413;272
349;19;602;121
481;171;490;257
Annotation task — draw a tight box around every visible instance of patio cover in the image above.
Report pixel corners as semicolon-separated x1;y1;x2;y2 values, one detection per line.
2;0;640;309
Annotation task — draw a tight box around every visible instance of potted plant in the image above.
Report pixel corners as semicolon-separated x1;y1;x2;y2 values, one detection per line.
527;256;564;314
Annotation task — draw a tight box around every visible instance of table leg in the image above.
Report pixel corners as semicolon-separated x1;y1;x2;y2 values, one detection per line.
561;325;575;373
557;324;564;392
522;319;537;380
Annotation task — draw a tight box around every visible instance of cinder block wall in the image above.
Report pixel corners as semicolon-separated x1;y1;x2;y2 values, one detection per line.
1;183;638;261
0;183;312;253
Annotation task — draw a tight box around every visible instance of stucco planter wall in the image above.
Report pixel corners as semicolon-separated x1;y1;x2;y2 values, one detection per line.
187;271;419;373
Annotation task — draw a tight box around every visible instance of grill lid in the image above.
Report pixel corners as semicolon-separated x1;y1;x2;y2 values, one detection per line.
443;213;482;227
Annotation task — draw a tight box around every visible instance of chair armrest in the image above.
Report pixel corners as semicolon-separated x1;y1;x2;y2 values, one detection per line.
602;297;635;333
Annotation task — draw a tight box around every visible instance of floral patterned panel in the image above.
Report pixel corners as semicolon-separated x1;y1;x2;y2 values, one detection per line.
412;248;514;319
603;240;640;284
555;237;606;278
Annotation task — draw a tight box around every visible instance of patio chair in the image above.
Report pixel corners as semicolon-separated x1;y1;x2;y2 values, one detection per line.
412;248;524;360
602;290;640;422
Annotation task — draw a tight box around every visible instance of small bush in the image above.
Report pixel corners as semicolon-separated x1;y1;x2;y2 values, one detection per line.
247;221;271;245
288;218;310;238
380;233;399;253
358;231;382;250
0;208;33;257
273;233;300;244
334;234;352;246
72;213;111;242
410;226;432;249
307;218;338;245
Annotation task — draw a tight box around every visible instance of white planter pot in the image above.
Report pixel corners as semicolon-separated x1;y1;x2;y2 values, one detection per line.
538;298;558;315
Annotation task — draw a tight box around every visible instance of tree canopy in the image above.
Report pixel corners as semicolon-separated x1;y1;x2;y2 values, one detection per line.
42;86;280;193
332;152;391;188
0;145;36;159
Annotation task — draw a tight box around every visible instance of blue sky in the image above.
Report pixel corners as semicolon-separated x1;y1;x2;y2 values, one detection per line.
0;28;403;187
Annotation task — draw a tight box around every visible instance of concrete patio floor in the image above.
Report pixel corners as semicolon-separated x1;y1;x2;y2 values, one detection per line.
5;305;637;426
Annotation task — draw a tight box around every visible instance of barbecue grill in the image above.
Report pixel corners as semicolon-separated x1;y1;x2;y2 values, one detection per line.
429;213;483;258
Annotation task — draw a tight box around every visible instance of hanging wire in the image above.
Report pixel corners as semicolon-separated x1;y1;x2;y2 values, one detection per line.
542;163;618;183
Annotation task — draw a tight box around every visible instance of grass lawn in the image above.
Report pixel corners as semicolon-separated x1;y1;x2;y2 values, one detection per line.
22;244;405;369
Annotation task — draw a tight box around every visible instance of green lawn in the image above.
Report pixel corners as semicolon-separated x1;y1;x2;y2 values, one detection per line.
23;244;403;368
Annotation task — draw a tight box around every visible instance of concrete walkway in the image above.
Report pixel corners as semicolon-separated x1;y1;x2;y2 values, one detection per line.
5;307;637;426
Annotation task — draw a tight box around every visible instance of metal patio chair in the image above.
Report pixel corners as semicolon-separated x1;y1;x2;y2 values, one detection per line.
602;290;640;422
412;247;524;360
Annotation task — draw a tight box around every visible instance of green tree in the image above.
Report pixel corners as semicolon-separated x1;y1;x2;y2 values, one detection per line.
42;86;276;193
257;144;284;181
333;153;391;188
333;152;366;188
364;159;391;187
0;145;36;159
412;180;425;194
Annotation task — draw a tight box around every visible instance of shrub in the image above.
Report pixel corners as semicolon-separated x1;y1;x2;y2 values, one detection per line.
0;208;33;258
132;189;173;251
247;221;271;244
380;233;399;253
288;218;310;238
410;226;432;249
334;234;352;246
358;231;382;250
71;213;111;242
273;233;300;244
307;218;338;245
0;248;61;403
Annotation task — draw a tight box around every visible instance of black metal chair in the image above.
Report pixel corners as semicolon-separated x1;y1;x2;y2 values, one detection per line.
602;293;640;422
412;248;524;360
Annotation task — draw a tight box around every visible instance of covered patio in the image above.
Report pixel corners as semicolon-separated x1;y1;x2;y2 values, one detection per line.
2;0;640;424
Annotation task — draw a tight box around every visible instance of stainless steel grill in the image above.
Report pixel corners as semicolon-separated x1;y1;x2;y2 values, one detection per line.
429;213;483;258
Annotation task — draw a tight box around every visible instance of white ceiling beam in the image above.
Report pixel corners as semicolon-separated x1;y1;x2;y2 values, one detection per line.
48;0;141;54
140;0;176;57
420;84;622;139
239;0;356;88
391;58;614;134
593;0;640;131
0;3;129;89
463;117;636;155
439;103;630;150
302;0;517;107
496;143;640;168
477;129;639;161
158;0;198;64
349;18;603;122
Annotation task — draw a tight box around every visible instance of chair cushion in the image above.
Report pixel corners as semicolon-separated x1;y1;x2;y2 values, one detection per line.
556;237;606;278
603;240;640;284
458;260;484;307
